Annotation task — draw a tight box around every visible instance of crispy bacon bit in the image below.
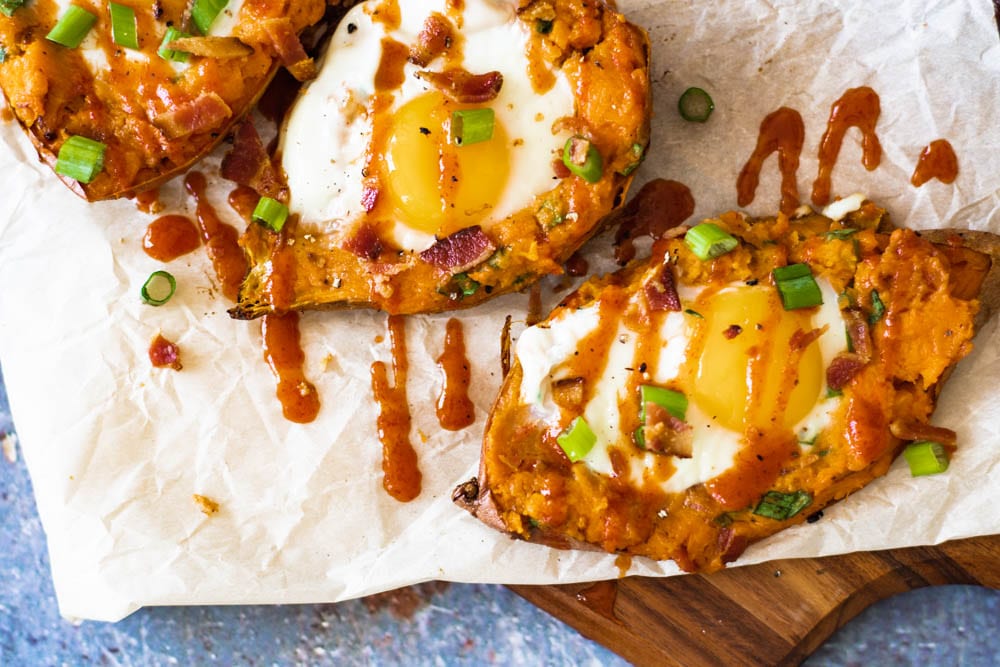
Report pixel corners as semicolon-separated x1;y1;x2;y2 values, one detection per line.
416;68;504;103
167;36;253;58
149;334;182;370
643;403;693;458
344;223;384;261
717;527;748;564
361;186;379;212
154;92;232;140
552;158;571;179
552;377;585;412
419;226;496;273
220;121;287;200
889;420;958;449
644;265;682;312
409;13;453;66
844;308;873;361
262;18;317;81
790;326;827;352
723;324;743;340
826;352;866;390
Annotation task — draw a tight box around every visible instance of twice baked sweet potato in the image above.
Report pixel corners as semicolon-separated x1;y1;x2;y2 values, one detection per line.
230;0;650;318
0;0;325;200
457;195;1000;573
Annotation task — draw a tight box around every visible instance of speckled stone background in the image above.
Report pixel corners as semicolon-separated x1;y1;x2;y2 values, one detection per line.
1;361;998;666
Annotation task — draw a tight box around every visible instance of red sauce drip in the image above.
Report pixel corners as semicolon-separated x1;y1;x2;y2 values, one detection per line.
134;188;162;214
436;318;475;431
228;185;260;220
705;431;797;510
565;252;589;277
149;334;182;370
736;107;805;216
143;215;201;262
371;0;401;29
257;68;303;125
575;581;620;623
811;87;882;206
261;312;320;424
371;315;422;502
374;38;409;92
184;172;249;301
911;139;958;187
614;179;695;264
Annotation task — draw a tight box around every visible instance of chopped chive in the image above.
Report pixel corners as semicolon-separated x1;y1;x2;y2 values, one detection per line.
191;0;228;35
773;263;823;310
252;196;289;232
451;108;494;146
825;387;843;399
824;228;858;240
640;384;688;422
685;222;738;260
713;513;734;527
903;440;949;476
535;18;553;34
869;289;885;324
452;272;479;296
557;416;597;462
46;5;98;48
141;270;177;306
0;0;25;17
55;135;106;183
158;27;190;62
678;87;714;122
618;142;646;176
684;308;704;319
562;136;603;183
109;2;139;49
753;490;812;521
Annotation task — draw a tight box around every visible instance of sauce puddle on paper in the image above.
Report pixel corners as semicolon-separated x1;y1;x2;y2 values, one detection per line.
911;139;958;187
134;188;162;214
614;178;694;264
228;185;261;221
261;311;320;424
436;318;475;431
811;86;882;206
143;215;201;262
184;172;248;301
737;107;805;215
371;315;422;502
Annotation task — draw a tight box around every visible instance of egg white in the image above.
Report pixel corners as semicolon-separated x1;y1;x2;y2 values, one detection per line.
281;0;576;251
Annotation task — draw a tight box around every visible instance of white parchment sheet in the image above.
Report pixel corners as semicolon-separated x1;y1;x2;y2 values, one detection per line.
0;0;998;621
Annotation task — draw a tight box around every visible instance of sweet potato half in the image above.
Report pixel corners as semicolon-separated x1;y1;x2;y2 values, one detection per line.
457;197;1000;573
230;0;651;318
0;0;325;200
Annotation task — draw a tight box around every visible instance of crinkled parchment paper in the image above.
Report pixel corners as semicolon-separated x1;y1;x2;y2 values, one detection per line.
1;0;998;622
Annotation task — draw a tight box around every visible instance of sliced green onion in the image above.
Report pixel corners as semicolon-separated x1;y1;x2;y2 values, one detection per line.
824;228;858;240
618;142;646;176
451;108;494;146
684;308;704;319
141;270;177;306
903;440;949;477
557;416;597;462
562;136;603;183
684;222;738;260
753;490;812;521
0;0;25;17
191;0;228;35
773;263;823;310
158;27;190;62
535;18;553;34
46;5;98;48
55;135;106;183
252;196;289;232
109;2;139;49
825;387;843;399
869;289;885;324
678;87;714;122
640;384;688;422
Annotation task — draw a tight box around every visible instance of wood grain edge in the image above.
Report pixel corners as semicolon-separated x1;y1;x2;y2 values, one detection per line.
509;534;1000;667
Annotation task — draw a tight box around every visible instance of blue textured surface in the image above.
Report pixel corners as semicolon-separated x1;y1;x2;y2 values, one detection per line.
1;361;998;666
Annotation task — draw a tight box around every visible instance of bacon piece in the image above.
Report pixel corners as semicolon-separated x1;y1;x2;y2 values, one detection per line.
642;403;693;458
409;13;453;67
717;527;748;564
826;352;866;390
552;377;585;412
419;226;496;273
723;324;743;340
166;36;253;58
644;265;681;312
344;223;384;261
361;186;379;213
154;92;232;140
416;69;504;104
889;420;958;448
220;121;287;200
844;308;873;361
261;18;316;81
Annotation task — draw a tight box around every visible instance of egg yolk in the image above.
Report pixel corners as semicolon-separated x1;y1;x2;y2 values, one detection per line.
691;286;823;432
384;91;511;237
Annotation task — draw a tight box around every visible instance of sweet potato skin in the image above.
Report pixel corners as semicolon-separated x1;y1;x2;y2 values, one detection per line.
461;206;999;573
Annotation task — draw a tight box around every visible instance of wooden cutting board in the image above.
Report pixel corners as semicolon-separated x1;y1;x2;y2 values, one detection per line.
509;534;1000;666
